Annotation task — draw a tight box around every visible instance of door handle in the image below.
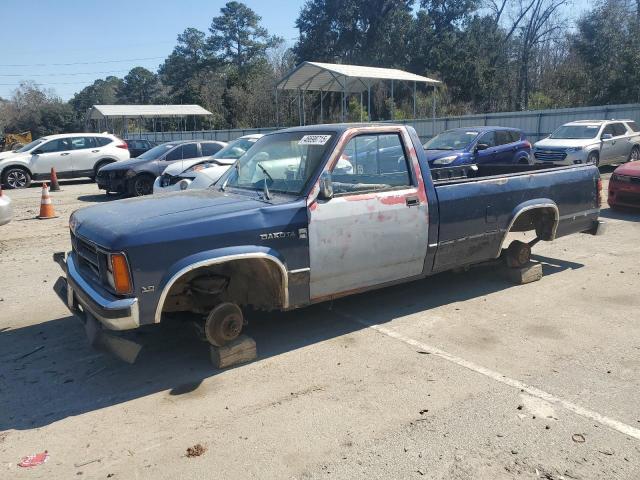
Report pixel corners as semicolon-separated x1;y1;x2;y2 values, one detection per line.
60;152;70;156
406;196;420;207
91;150;100;153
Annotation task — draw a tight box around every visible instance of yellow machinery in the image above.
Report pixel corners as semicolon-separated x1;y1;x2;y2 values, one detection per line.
0;131;32;151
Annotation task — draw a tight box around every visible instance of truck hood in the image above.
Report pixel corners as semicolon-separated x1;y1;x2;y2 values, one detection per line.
72;189;270;249
614;160;640;177
534;138;596;149
424;149;465;163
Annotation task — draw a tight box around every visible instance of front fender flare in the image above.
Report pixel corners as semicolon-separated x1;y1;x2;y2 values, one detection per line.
154;245;288;323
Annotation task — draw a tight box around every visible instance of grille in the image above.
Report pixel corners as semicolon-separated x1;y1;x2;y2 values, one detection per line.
71;232;101;279
534;149;567;162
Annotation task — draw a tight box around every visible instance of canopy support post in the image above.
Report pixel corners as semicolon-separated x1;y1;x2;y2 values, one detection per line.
432;85;437;137
413;81;417;119
320;89;323;123
360;91;363;122
297;89;302;126
275;88;279;127
391;80;395;120
368;82;371;121
302;90;306;125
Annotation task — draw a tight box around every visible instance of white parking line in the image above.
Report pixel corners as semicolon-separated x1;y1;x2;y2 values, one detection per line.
335;309;640;441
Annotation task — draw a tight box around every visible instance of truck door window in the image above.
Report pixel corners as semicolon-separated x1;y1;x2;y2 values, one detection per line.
330;133;412;195
495;131;511;146
626;121;640;132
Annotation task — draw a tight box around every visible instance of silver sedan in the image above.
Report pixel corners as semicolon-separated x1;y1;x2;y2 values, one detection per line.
0;192;12;226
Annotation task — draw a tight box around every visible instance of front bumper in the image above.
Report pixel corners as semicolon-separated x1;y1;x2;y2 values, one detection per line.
608;179;640;208
96;172;129;193
533;148;589;166
53;251;139;330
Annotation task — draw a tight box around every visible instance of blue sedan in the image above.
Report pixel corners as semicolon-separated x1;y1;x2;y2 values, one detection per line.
424;127;532;168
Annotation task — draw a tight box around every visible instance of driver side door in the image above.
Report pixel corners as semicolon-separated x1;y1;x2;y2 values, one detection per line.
473;131;497;164
308;130;429;300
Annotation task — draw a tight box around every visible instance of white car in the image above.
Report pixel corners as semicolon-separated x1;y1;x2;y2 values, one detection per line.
0;133;130;189
153;134;262;193
533;119;640;167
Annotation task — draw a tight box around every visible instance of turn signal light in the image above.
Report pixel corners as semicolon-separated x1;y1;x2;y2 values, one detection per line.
111;253;132;295
597;178;603;208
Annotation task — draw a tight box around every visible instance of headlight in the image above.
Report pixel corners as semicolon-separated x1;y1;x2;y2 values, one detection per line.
183;162;212;174
106;252;133;295
179;179;189;190
432;155;458;165
566;147;583;153
125;169;137;178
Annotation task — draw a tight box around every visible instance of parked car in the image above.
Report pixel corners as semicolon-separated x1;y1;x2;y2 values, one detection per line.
154;135;260;193
0;190;12;226
608;160;640;209
124;139;156;158
54;124;603;352
423;127;532;167
533;119;640;167
96;140;227;196
0;133;129;189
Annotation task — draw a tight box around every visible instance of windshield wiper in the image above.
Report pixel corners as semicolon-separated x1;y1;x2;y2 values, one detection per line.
220;162;239;191
257;163;272;200
425;147;453;150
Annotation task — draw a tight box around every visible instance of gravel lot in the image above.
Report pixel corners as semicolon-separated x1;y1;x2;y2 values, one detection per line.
1;170;639;479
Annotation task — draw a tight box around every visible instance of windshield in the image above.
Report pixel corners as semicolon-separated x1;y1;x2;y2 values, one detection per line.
219;132;335;196
137;143;176;160
550;125;600;139
16;138;46;153
214;137;259;160
424;130;478;150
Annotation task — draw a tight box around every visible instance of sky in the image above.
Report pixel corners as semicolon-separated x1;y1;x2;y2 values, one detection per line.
0;0;303;100
0;0;594;102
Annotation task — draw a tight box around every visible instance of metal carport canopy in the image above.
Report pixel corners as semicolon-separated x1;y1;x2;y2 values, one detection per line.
276;61;441;92
87;104;212;120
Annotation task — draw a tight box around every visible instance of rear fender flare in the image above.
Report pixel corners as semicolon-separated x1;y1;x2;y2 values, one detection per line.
496;199;559;257
153;246;288;323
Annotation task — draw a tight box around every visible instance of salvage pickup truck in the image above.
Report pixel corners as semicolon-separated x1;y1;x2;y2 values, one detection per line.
54;124;604;348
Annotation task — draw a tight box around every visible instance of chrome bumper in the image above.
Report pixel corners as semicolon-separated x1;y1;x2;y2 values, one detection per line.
53;251;140;330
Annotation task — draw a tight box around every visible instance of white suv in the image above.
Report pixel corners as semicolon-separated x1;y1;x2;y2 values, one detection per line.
0;133;130;189
533;119;640;167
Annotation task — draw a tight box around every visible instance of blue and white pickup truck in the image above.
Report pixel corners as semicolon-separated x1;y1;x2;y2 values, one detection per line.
54;124;604;348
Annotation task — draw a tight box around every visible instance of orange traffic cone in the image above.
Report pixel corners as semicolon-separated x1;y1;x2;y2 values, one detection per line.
37;183;58;219
50;167;61;192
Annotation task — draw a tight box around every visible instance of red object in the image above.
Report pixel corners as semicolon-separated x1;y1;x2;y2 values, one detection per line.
49;167;61;192
116;142;128;149
608;160;640;208
18;450;49;467
523;140;532;149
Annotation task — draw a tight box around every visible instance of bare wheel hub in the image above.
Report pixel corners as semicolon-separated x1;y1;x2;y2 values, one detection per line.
205;302;244;347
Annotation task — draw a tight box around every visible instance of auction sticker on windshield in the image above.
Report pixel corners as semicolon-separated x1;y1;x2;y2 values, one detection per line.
299;135;331;145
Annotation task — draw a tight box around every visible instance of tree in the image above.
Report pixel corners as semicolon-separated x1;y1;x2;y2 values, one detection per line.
208;1;283;69
117;67;160;104
69;76;123;115
159;28;211;102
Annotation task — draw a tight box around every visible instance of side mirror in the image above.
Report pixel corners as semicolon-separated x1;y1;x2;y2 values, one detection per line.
32;149;43;155
601;133;613;140
475;143;489;152
318;171;333;200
